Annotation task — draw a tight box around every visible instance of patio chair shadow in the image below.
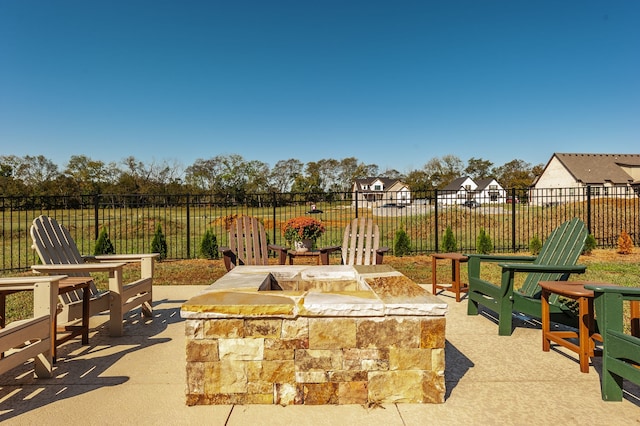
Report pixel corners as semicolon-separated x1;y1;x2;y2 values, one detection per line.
443;340;474;400
0;301;181;422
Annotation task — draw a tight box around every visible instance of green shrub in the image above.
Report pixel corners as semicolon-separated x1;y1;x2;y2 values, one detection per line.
151;224;168;260
440;226;457;253
529;235;542;255
476;228;493;254
393;228;411;257
199;228;219;259
582;234;597;255
94;227;115;255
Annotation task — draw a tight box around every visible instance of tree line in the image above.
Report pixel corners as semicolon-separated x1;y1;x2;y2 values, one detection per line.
0;153;543;198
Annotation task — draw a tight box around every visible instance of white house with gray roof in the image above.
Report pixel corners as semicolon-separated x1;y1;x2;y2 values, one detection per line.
438;177;505;205
352;177;411;207
530;153;640;205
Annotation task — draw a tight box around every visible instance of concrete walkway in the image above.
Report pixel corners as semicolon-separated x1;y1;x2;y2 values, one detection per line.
1;285;638;425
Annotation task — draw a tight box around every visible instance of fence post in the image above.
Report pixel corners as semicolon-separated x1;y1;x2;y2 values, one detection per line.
355;191;359;218
586;185;592;234
94;194;99;240
186;194;191;258
511;188;516;252
272;192;277;243
434;189;439;252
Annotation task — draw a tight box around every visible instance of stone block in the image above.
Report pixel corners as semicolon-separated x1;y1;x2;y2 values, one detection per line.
296;349;343;371
185;361;205;395
275;383;299;405
247;360;295;384
338;381;368;404
281;318;309;339
309;318;356;349
204;318;244;338
389;347;432;371
356;317;420;349
420;317;446;348
302;382;339;404
185;319;203;339
369;370;444;403
218;338;264;360
204;360;248;394
245;318;282;338
186;339;218;362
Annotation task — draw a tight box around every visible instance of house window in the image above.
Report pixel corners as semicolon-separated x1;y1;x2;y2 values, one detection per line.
489;185;497;190
569;188;575;195
374;184;382;191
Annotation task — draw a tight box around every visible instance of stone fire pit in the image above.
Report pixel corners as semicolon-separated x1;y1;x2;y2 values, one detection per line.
180;265;448;405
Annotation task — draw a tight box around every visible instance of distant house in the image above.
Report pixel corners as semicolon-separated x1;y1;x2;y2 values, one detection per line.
352;177;411;207
474;178;506;204
438;177;476;205
530;153;640;205
438;177;505;205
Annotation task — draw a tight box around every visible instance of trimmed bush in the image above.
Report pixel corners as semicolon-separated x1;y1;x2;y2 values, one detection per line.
393;228;411;257
94;227;115;255
617;230;634;255
199;228;219;259
440;226;457;253
529;235;542;256
582;234;597;255
476;228;493;254
151;224;168;260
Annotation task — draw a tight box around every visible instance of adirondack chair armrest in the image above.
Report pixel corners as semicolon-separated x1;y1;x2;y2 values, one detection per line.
584;284;640;295
93;253;159;263
318;245;342;254
465;254;537;263
219;246;235;271
497;263;587;274
32;263;126;274
267;244;289;265
377;246;390;254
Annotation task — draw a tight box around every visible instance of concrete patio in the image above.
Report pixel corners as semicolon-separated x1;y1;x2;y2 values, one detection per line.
1;285;638;425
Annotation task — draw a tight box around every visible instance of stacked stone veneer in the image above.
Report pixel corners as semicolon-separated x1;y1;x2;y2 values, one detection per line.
182;265;447;405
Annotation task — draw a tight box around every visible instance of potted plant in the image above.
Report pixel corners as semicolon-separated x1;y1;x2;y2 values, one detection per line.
282;216;326;251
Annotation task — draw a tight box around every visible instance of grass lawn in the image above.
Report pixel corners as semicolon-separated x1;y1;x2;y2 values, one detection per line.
2;249;639;324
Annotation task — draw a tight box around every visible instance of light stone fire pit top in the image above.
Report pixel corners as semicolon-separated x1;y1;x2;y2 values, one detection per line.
180;265;448;319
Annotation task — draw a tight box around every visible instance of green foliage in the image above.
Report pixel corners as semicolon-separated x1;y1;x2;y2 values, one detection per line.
94;227;115;255
199;228;219;259
151;223;168;260
476;228;493;254
440;226;457;253
393;227;411;257
582;233;596;255
529;235;542;256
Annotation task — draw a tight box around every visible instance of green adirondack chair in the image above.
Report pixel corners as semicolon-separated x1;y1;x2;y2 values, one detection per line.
585;284;640;401
466;217;588;335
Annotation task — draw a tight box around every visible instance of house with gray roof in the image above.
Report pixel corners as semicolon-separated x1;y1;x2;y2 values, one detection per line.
352;177;411;207
530;153;640;205
438;176;505;205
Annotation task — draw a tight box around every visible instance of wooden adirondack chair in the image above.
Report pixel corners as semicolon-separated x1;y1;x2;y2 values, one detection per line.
219;216;288;271
30;215;158;337
319;218;389;265
0;275;63;378
585;284;640;401
467;217;588;336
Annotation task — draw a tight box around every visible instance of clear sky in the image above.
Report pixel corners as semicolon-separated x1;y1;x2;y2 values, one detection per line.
1;0;638;174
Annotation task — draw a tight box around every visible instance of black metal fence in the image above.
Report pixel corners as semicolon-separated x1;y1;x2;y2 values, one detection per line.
1;187;638;272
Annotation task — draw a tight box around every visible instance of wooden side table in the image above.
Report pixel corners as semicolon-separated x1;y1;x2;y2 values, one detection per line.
431;253;469;302
540;281;614;373
287;250;322;265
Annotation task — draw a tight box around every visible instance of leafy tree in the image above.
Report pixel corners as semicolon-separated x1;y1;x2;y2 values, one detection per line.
269;158;303;192
492;159;541;189
199;228;219;259
441;226;457;253
476;228;493;254
151;224;168;260
393;227;411;256
465;157;494;180
94;227;115;255
423;155;464;189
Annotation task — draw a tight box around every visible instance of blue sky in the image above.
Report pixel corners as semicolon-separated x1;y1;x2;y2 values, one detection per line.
1;0;638;173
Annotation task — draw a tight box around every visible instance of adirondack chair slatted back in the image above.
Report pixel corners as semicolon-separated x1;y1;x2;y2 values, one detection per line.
31;215;87;274
342;218;381;265
519;217;587;300
31;215;97;304
229;216;269;266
